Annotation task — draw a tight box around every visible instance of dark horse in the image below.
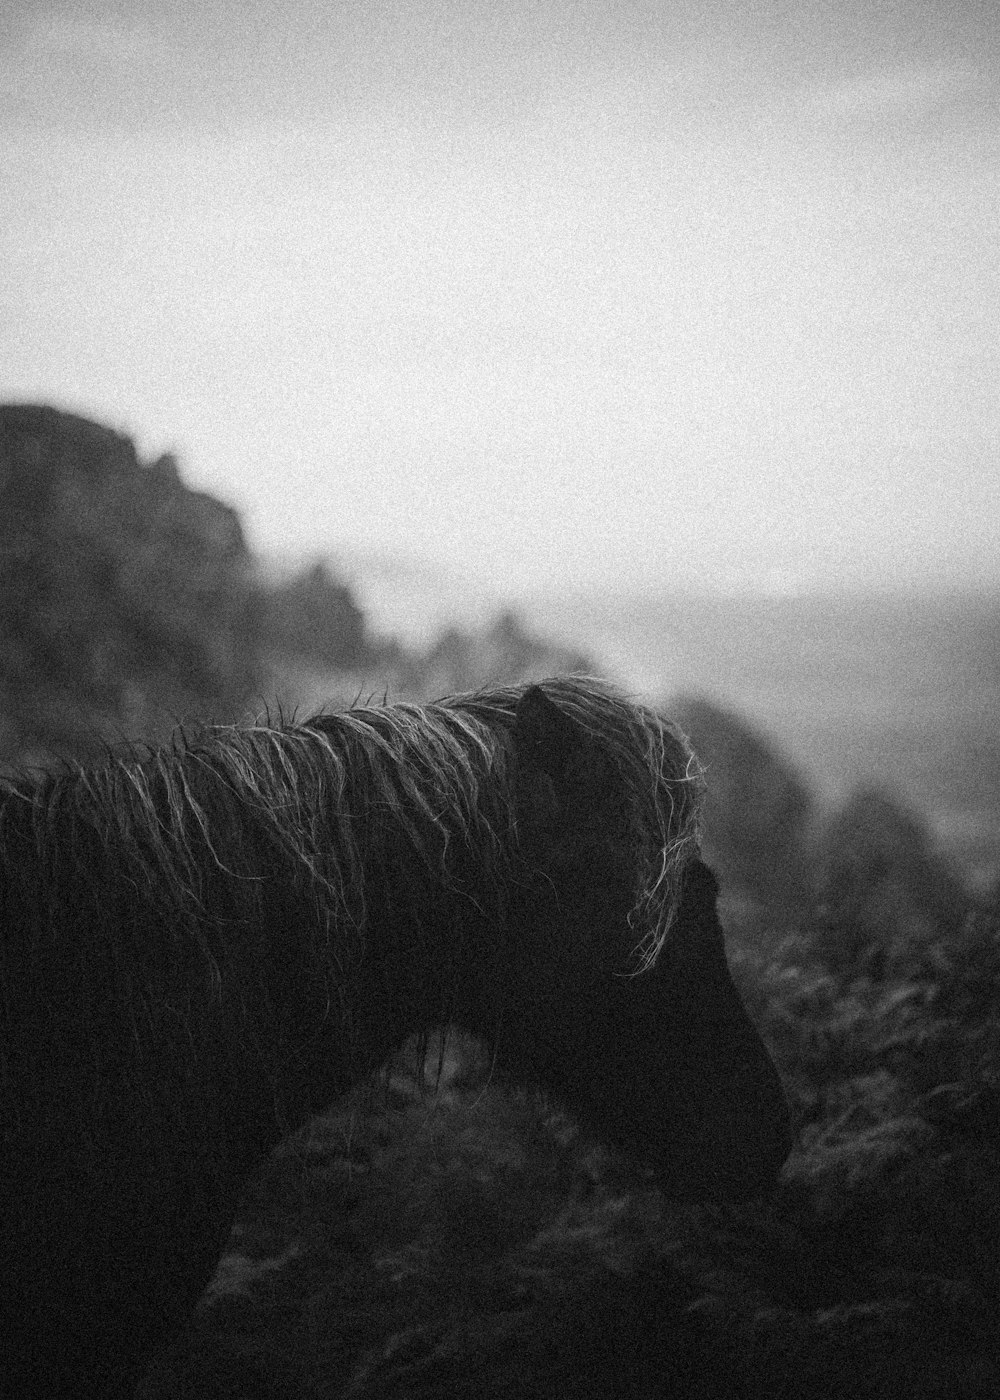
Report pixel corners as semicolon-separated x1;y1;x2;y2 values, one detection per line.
0;678;789;1397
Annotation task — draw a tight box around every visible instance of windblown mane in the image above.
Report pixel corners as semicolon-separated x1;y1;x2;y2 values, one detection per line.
0;677;701;1090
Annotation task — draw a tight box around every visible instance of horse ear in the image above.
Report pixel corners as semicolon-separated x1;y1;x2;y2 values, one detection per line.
679;857;720;911
512;686;591;836
513;686;582;777
665;859;730;987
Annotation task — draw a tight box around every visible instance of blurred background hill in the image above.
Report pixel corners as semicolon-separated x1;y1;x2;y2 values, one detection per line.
2;402;996;916
0;404;258;763
0;402;592;755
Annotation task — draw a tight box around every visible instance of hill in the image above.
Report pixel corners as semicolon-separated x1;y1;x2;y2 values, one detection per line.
0;403;259;762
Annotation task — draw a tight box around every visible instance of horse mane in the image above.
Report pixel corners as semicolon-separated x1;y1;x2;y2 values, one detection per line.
0;678;702;1085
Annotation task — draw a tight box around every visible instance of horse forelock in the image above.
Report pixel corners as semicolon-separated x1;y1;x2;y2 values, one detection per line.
438;676;705;972
561;680;704;972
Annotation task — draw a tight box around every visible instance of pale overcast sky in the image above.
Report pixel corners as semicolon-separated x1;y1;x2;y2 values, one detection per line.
2;0;998;598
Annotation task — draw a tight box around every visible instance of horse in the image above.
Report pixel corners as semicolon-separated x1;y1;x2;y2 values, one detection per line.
0;677;790;1397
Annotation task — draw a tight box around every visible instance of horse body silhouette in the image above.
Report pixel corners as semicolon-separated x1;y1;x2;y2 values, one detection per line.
0;678;789;1397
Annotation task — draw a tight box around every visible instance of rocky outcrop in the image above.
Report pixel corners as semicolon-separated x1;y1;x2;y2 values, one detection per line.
0;403;259;763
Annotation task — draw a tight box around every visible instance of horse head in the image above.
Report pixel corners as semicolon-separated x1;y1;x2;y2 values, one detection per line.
495;683;791;1200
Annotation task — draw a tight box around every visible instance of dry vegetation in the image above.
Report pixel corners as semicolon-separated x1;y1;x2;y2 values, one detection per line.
143;748;1000;1399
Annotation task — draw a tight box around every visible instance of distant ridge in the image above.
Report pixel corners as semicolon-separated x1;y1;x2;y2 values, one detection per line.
258;543;505;645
